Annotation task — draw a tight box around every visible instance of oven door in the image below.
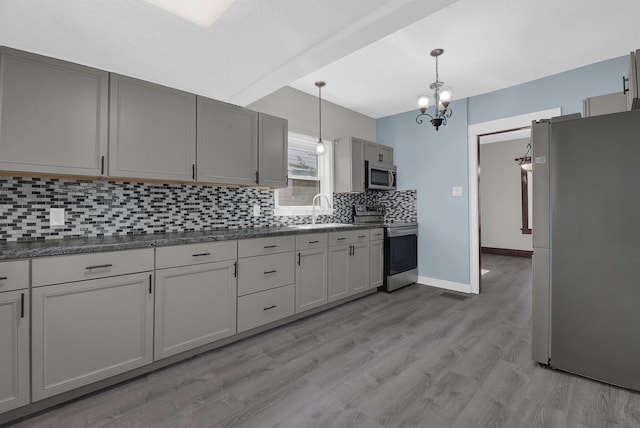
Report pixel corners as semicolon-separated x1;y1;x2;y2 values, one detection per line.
385;226;418;275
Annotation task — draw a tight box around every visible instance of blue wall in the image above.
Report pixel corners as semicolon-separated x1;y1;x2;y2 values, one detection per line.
376;55;629;286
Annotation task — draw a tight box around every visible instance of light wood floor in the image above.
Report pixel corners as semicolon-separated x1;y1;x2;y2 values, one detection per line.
10;255;640;428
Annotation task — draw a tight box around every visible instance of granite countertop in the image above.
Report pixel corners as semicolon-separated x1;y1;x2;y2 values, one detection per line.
0;223;383;260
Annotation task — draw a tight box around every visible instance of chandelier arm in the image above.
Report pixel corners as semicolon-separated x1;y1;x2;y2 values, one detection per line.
416;111;434;124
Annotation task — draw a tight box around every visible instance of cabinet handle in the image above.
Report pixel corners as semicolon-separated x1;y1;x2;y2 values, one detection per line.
378;153;383;162
192;164;195;180
85;264;113;270
263;305;277;311
337;237;346;241
0;276;7;281
233;261;237;278
263;270;277;275
20;293;25;319
192;252;211;257
264;245;278;249
148;274;152;294
101;156;105;175
297;252;301;266
255;171;259;184
358;235;367;238
308;240;319;244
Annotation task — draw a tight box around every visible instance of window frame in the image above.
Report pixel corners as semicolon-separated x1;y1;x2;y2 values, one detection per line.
273;132;334;217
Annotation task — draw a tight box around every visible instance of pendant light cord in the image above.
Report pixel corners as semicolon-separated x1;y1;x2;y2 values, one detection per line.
318;84;323;143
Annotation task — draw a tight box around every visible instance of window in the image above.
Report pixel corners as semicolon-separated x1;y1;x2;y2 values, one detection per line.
274;133;333;216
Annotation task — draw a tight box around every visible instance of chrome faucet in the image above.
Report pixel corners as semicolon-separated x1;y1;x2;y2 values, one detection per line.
311;194;332;225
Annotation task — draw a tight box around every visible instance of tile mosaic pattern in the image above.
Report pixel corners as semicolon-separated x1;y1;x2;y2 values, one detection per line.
0;176;416;242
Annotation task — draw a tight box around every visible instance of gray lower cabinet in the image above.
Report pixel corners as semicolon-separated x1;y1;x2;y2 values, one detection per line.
328;231;371;301
197;97;258;185
295;233;329;313
109;74;196;181
31;272;154;401
0;260;30;414
237;284;295;333
334;137;365;193
258;113;288;188
0;47;108;176
154;260;237;360
369;238;384;289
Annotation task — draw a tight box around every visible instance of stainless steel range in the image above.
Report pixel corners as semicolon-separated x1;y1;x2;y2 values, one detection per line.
353;205;418;292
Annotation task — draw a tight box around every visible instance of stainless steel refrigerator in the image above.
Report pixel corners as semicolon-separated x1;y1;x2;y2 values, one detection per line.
531;109;640;391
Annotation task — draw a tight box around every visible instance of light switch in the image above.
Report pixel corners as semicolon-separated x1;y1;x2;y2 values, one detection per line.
50;208;65;226
253;205;260;217
452;187;463;197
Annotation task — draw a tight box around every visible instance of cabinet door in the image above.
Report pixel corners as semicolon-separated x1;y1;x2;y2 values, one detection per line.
350;242;370;295
258;113;288;188
0;290;29;413
154;261;236;360
328;244;350;302
295;247;328;313
109;74;196;181
32;272;154;401
334;137;365;193
197;97;258;185
0;47;108;176
364;141;379;162
379;145;394;164
369;240;384;289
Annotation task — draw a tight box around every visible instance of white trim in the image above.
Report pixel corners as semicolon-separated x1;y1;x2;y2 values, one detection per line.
417;276;471;293
467;108;561;294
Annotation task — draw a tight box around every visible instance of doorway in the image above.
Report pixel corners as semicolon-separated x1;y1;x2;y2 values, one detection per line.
467;108;561;294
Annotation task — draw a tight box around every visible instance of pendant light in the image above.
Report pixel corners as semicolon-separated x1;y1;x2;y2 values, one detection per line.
315;81;326;155
416;49;453;131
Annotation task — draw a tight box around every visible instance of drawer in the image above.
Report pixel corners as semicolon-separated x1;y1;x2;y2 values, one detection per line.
238;235;294;258
295;232;328;251
237;284;295;333
0;260;29;292
237;252;294;296
328;230;370;246
156;241;237;269
370;228;385;241
32;248;154;287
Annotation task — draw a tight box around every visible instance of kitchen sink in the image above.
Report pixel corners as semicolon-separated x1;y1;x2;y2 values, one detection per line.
289;223;354;229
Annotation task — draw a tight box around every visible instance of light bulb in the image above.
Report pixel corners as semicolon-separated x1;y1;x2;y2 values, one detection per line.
316;140;326;155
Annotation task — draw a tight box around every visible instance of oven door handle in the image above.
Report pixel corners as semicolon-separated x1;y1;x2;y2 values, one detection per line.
386;226;418;237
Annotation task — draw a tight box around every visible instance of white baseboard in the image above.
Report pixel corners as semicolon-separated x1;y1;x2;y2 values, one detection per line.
417;276;472;294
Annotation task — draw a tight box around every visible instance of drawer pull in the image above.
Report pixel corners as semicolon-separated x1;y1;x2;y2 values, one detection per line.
192;252;212;257
374;233;383;237
337;237;346;241
263;270;277;275
263;305;277;311
358;235;367;238
308;240;320;244
0;276;7;281
264;245;278;249
85;264;113;270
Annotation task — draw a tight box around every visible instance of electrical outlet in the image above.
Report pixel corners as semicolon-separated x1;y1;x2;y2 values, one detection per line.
253;205;260;217
50;208;65;226
452;187;463;197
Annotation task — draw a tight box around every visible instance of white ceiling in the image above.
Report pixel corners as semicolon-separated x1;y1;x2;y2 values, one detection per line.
1;0;640;119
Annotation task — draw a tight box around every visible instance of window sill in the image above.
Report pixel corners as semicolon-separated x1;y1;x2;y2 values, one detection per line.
273;207;334;217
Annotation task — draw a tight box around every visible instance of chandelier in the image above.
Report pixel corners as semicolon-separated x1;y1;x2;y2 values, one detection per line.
416;49;453;131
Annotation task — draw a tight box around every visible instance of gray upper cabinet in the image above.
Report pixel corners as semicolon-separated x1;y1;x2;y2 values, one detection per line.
364;140;393;164
197;97;258;185
0;47;108;176
334;137;365;193
258;113;288;188
109;74;196;181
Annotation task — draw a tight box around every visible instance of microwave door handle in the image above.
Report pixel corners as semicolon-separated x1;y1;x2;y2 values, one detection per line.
388;170;394;186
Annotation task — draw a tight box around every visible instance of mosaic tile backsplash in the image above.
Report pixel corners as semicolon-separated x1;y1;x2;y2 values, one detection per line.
0;176;416;242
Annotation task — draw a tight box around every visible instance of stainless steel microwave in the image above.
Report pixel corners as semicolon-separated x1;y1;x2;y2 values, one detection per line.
366;161;397;190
